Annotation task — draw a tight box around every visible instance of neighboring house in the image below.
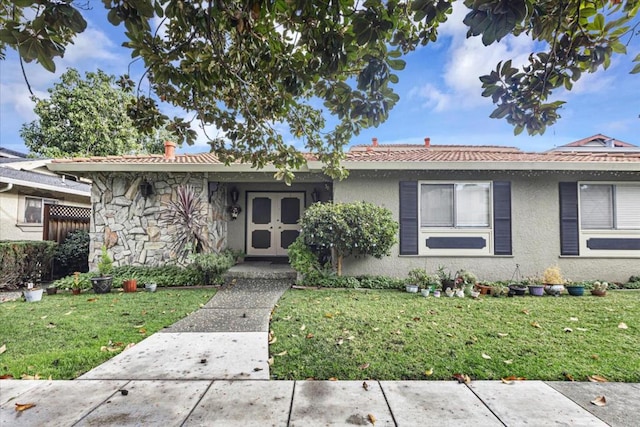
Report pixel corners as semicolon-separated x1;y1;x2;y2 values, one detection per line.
0;149;91;241
548;134;640;152
48;136;640;282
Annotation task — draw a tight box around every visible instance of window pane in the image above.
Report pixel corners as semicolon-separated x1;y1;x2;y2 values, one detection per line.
456;183;490;227
24;197;42;223
580;184;613;229
616;185;640;229
421;184;453;227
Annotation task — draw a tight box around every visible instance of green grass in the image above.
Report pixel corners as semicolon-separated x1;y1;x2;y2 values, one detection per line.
0;289;215;379
269;289;640;382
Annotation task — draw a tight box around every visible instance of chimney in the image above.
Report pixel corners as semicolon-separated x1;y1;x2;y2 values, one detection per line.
164;141;176;160
372;137;378;147
424;137;431;148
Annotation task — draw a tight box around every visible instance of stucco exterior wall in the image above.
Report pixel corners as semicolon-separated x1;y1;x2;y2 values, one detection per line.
88;172;228;268
0;188;88;241
334;170;639;283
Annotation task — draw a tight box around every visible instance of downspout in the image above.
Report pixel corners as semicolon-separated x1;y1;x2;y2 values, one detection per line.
0;183;13;193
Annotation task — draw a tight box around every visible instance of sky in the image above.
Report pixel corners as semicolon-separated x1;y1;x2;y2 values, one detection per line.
1;2;639;156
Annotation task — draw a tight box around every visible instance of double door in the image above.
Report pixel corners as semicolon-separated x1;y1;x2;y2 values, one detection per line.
246;192;304;256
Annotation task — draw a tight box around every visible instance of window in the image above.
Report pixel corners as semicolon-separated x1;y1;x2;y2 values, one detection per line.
580;184;640;230
21;197;58;224
420;183;491;228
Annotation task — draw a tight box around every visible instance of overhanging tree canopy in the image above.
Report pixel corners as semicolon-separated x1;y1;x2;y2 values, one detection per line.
2;0;639;180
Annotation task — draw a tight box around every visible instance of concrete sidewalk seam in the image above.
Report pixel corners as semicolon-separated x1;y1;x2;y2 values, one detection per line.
377;380;399;427
464;383;508;427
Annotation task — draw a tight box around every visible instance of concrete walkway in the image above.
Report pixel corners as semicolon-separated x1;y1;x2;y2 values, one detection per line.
1;272;639;426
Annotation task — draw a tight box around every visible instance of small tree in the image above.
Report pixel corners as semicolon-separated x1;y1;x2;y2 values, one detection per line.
299;202;398;276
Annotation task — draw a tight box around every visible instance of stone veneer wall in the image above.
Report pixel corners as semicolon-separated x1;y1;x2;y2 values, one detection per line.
88;172;227;268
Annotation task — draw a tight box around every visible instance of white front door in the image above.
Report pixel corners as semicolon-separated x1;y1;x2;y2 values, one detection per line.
246;192;305;256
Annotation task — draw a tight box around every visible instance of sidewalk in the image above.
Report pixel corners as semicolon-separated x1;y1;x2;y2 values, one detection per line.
1;275;639;426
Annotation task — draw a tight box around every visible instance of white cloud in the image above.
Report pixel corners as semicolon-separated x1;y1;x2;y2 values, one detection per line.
410;2;536;112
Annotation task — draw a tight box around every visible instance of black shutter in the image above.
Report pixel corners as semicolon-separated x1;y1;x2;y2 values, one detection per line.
399;181;418;255
493;181;512;255
559;182;579;255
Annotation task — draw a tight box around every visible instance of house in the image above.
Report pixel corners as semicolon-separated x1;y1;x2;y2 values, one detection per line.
0;149;91;241
47;136;640;282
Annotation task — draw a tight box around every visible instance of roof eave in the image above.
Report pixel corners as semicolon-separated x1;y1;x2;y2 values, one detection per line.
341;161;640;171
0;176;91;197
48;162;323;174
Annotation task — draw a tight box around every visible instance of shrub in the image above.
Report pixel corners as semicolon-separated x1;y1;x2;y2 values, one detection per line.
97;245;113;277
53;230;89;277
299;201;398;275
191;251;235;285
0;241;56;289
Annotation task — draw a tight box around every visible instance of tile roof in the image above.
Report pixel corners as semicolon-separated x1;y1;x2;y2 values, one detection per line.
562;134;636;148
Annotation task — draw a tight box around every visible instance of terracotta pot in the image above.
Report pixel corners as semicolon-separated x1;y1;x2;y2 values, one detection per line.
591;289;607;297
72;288;81;295
476;284;491;295
123;279;137;293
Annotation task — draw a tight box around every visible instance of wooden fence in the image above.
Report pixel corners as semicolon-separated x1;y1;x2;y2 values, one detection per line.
43;204;91;244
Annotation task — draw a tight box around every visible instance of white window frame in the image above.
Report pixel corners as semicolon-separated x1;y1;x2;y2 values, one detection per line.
418;181;493;256
578;181;640;257
18;196;59;226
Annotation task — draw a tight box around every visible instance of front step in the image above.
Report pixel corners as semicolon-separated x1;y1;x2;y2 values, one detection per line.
224;262;296;281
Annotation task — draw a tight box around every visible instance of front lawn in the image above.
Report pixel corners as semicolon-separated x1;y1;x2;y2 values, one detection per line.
0;289;215;379
269;289;640;382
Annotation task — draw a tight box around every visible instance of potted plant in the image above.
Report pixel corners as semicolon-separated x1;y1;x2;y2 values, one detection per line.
543;265;565;296
90;246;113;294
591;281;608;297
475;281;492;295
23;281;43;302
490;283;507;297
566;281;585;296
523;276;544;297
406;268;424;293
407;268;440;296
46;284;58;295
145;282;157;292
455;269;477;297
122;277;137;293
437;265;455;291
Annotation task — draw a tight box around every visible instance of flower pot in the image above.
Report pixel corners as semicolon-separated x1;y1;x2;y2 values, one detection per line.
421;289;430;297
145;283;157;293
455;289;465;298
528;285;545;296
567;286;585;296
544;284;564;296
476;284;491;295
508;284;526;296
123;279;137;293
433;290;441;298
72;288;81;295
23;288;43;302
591;289;607;297
405;284;419;293
46;287;58;295
442;279;455;291
470;290;480;299
91;276;113;294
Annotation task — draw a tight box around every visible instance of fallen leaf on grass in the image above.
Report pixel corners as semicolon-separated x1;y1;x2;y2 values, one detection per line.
268;331;277;345
336;338;344;346
21;374;41;380
139;328;146;335
0;344;6;354
87;298;97;302
497;333;508;337
300;324;306;331
359;363;370;370
329;377;338;381
123;343;135;350
0;374;14;379
482;353;491;360
618;322;628;329
570;317;578;322
591;396;607;406
15;403;36;412
368;413;376;425
576;327;588;331
133;323;145;328
564;328;573;333
503;360;513;364
64;311;73;316
372;327;380;332
531;321;541;328
306;333;314;339
268;357;274;366
40;316;47;320
324;313;333;319
275;350;287;357
46;323;56;328
501;376;526;384
587;375;608;383
521;309;530;315
563;372;575;381
591;354;600;360
412;317;421;322
453;373;471;384
425;368;433;376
